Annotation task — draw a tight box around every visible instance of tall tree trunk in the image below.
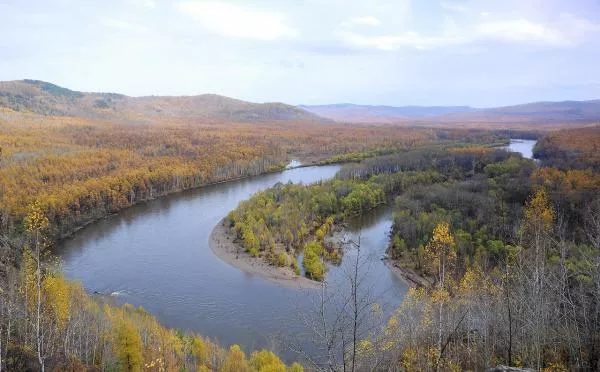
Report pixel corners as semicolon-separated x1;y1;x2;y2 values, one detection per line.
35;231;45;372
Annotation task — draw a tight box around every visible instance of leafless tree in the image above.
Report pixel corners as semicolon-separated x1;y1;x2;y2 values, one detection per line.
290;230;383;371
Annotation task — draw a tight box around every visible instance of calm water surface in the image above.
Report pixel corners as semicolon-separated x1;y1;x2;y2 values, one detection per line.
506;138;537;159
57;165;406;361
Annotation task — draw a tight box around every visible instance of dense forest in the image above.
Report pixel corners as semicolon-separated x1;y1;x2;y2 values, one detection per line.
224;125;600;370
370;132;599;370
226;142;520;282
534;125;600;170
1;88;598;371
0;104;503;370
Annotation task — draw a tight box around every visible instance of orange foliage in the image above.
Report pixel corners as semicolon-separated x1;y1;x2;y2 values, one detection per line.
535;125;600;169
0;108;435;237
531;167;600;193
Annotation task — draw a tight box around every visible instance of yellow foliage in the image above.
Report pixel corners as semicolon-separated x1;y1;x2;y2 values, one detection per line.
24;199;50;233
524;188;555;232
543;362;569;372
42;274;71;329
386;315;398;331
221;344;249;372
287;362;304;372
459;266;483;293
424;222;457;279
427;346;440;368
249;349;286;372
400;347;418;372
357;339;374;357
430;288;450;304
20;247;37;311
192;336;209;366
113;319;144;372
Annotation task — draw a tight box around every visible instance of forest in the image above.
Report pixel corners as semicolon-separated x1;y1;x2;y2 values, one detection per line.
1;91;598;371
534;126;600;171
0;105;507;370
224;125;600;370
226;142;522;282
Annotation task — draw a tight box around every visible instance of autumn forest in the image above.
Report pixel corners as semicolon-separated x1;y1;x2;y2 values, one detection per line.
0;79;599;372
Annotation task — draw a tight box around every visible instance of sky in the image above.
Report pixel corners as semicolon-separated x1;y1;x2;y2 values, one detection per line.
1;0;599;107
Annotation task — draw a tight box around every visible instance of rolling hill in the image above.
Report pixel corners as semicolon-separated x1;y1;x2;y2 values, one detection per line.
298;103;478;123
0;80;329;124
300;100;600;124
2;80;598;126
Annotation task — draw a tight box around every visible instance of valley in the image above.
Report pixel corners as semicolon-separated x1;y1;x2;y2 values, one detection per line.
0;80;598;371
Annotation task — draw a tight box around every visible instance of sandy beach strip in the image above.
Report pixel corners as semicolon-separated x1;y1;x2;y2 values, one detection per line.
209;218;321;289
383;259;432;288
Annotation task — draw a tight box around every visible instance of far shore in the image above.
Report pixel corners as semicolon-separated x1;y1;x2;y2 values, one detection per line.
209;218;321;289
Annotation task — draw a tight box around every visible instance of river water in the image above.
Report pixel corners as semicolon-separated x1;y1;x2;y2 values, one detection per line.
57;164;406;361
57;139;535;362
506;138;537;159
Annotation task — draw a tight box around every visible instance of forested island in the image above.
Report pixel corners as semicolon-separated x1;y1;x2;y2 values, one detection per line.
0;80;599;371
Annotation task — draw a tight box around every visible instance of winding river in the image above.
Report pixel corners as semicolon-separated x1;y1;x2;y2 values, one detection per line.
57;139;535;361
57;164;407;361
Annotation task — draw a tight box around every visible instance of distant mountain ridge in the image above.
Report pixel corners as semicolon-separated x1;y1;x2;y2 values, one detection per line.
2;80;598;125
0;80;329;124
300;100;600;123
298;103;479;123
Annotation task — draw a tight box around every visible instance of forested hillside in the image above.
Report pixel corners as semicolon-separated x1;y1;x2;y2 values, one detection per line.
0;80;329;124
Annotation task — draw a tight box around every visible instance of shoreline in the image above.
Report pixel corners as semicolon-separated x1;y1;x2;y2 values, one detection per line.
55;153;337;244
209;218;321;289
384;259;432;288
55;168;289;243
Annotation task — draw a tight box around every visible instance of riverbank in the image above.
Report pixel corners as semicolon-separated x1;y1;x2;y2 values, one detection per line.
209;218;321;289
384;259;432;288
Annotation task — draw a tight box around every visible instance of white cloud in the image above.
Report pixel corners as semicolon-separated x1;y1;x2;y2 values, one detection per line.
128;0;156;9
176;1;297;41
336;30;464;51
337;12;600;51
440;1;469;13
557;13;600;41
476;19;567;45
349;16;381;27
101;18;150;34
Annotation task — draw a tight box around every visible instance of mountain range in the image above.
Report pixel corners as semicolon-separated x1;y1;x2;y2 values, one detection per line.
1;80;599;125
300;101;600;124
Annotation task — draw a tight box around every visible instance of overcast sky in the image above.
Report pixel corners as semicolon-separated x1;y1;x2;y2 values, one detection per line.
1;0;599;106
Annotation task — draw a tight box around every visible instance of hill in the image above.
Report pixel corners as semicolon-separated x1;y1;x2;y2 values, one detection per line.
298;103;477;123
0;80;329;124
300;100;600;124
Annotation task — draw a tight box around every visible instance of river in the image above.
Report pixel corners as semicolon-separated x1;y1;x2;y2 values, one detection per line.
506;138;537;159
57;164;407;361
57;138;535;362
